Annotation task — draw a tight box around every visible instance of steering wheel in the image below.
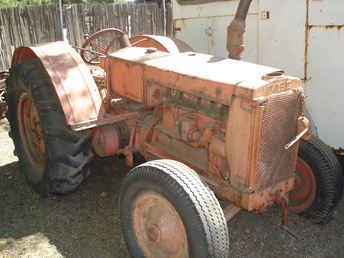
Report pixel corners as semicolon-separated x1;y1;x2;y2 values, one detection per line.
80;28;126;65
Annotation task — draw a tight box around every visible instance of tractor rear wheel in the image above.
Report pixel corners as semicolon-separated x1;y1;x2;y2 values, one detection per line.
119;159;230;257
6;58;93;196
289;136;343;224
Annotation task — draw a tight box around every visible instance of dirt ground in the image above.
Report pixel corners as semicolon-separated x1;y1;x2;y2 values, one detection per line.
1;116;344;257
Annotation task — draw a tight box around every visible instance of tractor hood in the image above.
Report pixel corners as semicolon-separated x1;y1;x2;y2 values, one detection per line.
108;47;301;105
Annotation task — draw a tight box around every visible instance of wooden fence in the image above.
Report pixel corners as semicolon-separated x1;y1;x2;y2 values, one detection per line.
0;3;173;71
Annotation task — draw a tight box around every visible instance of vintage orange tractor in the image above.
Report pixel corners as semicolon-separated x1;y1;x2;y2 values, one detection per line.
5;1;343;256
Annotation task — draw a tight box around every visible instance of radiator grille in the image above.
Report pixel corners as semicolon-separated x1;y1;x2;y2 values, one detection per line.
255;89;305;192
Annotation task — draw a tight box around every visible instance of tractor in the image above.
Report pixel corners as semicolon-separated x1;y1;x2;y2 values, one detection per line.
4;0;343;256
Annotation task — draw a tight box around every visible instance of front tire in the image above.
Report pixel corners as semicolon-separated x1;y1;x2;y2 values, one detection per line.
6;58;93;196
289;136;343;224
119;159;230;257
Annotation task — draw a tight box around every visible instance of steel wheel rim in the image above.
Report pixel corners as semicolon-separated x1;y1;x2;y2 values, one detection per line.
132;192;188;257
17;92;45;168
289;157;316;211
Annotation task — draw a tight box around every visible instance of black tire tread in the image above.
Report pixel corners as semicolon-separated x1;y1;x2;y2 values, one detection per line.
119;159;229;257
297;136;343;224
6;58;93;196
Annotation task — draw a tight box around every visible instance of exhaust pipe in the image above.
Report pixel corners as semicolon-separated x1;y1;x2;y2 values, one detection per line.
227;0;252;60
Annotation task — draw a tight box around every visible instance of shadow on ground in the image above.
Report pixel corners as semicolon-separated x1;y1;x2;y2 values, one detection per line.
0;156;131;257
0;114;343;257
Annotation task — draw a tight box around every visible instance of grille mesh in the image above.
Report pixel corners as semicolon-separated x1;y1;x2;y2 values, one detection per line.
255;89;305;192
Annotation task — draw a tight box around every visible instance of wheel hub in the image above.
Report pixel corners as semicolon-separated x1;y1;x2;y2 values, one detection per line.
18;93;45;168
289;157;316;211
146;224;162;243
133;192;188;257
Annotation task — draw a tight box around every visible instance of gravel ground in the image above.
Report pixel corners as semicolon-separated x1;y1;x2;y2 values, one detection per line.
0;116;343;257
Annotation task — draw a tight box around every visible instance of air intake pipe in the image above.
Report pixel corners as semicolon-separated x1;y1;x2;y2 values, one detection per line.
227;0;252;60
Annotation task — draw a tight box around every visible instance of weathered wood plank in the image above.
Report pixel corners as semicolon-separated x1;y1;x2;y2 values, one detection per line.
166;3;172;36
65;4;86;47
0;3;173;71
0;8;13;70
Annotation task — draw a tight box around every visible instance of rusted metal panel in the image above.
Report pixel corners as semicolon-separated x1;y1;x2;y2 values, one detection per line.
12;41;105;126
306;25;344;148
173;17;214;55
172;0;344;149
257;0;307;80
173;0;258;20
173;1;259;60
173;0;306;78
108;47;297;106
107;49;163;106
309;0;344;26
224;89;304;211
174;15;259;61
304;0;344;148
107;55;145;104
144;53;299;101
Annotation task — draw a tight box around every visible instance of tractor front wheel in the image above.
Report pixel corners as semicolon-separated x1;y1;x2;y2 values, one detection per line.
6;58;93;196
289;136;343;224
119;159;230;257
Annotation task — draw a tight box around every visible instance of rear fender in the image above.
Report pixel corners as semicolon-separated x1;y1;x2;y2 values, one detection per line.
129;35;194;53
12;41;105;128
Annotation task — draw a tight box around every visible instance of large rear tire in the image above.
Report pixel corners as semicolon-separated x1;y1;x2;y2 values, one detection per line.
119;159;230;257
6;58;93;196
289;136;343;224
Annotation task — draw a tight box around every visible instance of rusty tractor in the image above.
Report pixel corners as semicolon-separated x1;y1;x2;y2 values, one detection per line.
4;2;343;257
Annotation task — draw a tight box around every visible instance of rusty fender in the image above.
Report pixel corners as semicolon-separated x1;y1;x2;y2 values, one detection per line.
11;41;105;127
